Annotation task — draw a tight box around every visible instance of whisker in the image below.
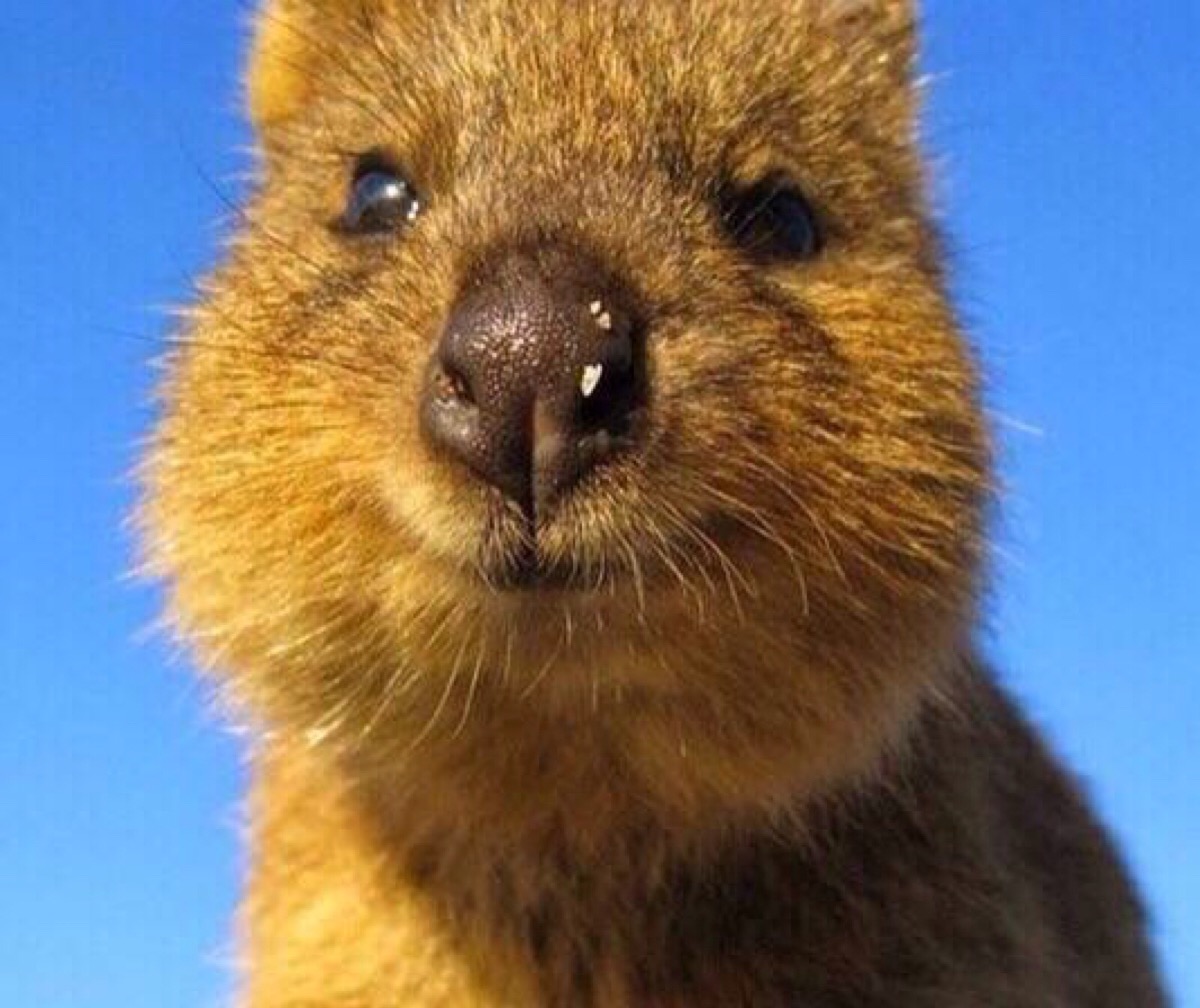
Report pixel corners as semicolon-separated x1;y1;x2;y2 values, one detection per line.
452;631;488;739
404;624;470;755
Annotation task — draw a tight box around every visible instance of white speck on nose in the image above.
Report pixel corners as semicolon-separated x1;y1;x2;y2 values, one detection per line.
581;364;605;399
589;300;614;331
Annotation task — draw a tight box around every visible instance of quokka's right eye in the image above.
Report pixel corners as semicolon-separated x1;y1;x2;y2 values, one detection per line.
721;174;823;263
340;157;422;236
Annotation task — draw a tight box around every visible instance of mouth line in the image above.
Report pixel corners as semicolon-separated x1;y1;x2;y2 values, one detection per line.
483;536;592;593
471;512;630;595
468;494;741;597
490;562;580;593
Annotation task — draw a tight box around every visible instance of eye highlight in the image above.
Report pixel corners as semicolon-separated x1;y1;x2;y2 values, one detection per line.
721;175;822;262
340;156;422;236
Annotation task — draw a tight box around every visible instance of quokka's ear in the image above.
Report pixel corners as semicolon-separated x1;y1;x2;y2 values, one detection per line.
247;0;382;130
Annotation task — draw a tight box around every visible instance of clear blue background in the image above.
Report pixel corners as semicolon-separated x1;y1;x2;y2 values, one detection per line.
3;2;1196;1005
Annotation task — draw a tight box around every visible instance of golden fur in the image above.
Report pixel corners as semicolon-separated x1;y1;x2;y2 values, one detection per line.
141;1;1167;1004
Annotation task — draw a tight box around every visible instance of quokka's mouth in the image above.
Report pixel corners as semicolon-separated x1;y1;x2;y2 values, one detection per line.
468;496;749;600
486;554;586;593
474;507;604;593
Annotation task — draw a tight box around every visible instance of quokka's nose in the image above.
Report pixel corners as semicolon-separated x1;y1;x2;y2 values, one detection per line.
420;246;643;520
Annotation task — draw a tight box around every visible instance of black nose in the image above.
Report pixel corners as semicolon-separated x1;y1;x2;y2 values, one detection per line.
421;246;643;519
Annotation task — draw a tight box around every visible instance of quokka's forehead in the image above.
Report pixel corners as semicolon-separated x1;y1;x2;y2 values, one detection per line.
377;1;911;104
251;0;916;147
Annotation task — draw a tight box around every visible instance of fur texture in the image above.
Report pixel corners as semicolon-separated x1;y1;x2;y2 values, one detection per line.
142;1;1168;1004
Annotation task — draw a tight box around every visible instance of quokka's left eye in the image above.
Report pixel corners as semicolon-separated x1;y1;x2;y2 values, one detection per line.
721;175;823;262
341;158;422;236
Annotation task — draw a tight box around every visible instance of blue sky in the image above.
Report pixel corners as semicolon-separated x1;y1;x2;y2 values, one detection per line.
2;2;1196;1005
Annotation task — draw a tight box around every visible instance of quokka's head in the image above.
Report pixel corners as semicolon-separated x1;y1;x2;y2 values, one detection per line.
144;0;990;812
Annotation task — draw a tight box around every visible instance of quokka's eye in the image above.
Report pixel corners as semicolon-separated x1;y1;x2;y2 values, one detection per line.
721;176;822;262
341;158;422;236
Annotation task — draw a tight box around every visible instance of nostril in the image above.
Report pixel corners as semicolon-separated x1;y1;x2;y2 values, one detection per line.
577;352;637;438
433;360;475;408
575;296;642;445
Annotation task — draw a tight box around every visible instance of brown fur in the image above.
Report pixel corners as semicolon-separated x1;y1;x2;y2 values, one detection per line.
141;1;1168;1004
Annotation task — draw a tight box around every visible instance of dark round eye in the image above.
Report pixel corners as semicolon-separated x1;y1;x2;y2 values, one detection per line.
342;165;421;236
722;176;822;262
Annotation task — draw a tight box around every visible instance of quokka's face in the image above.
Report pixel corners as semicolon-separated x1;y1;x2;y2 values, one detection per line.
145;0;989;766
